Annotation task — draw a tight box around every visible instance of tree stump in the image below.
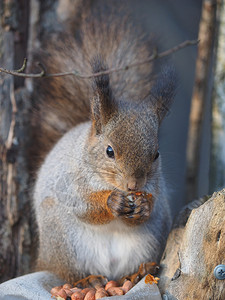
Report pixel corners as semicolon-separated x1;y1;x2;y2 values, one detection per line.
159;190;225;299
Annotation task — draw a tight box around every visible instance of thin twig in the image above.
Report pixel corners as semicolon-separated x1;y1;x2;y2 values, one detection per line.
6;81;18;225
0;39;198;79
15;58;27;73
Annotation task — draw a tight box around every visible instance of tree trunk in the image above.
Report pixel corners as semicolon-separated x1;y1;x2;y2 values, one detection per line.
210;0;225;193
0;0;32;283
186;0;217;202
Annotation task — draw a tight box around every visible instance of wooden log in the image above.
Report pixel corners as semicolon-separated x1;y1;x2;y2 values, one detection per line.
159;190;225;299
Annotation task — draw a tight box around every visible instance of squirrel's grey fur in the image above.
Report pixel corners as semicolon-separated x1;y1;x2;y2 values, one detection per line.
32;1;176;283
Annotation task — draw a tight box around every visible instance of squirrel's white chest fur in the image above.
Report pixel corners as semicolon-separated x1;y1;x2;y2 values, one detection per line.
35;123;167;280
73;220;152;280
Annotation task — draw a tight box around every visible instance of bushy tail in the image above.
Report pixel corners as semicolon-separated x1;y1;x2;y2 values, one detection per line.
29;0;158;173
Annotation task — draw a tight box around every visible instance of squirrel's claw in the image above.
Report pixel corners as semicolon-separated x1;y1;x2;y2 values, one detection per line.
117;262;159;286
107;191;154;225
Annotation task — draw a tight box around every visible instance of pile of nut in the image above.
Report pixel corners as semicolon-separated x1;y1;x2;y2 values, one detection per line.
51;279;133;299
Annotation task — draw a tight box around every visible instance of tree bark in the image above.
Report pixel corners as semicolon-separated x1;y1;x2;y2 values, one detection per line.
0;0;32;283
159;190;225;299
186;0;217;202
210;0;225;193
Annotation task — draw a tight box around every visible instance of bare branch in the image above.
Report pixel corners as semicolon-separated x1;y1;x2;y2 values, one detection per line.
15;58;27;73
0;39;198;79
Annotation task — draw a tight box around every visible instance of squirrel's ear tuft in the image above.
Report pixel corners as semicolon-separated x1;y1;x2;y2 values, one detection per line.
90;56;117;134
150;66;177;124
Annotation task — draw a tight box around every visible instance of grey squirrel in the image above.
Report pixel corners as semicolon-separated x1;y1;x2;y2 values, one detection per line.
32;1;176;287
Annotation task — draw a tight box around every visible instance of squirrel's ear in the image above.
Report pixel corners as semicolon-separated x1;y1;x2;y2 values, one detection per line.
90;58;117;134
150;66;177;124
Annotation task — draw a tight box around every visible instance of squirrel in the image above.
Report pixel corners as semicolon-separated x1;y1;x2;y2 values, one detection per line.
31;0;176;287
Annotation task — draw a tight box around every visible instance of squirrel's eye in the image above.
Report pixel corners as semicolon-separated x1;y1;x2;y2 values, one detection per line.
154;150;160;160
106;145;115;159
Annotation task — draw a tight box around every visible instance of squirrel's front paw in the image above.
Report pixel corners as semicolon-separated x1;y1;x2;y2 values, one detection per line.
107;191;154;225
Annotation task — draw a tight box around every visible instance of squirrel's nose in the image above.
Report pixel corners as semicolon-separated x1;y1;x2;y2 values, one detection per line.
127;178;138;191
126;170;146;191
